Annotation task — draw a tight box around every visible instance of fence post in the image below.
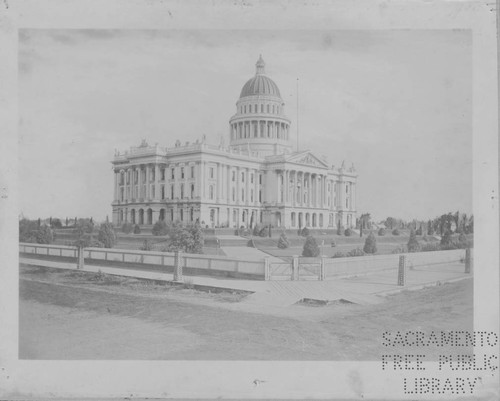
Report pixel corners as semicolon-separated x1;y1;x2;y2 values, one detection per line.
465;248;471;274
397;255;406;286
292;256;299;280
264;257;270;281
77;246;84;270
320;257;326;281
173;250;183;282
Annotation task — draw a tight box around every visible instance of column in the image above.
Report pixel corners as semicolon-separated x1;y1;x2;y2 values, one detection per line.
307;173;313;207
113;171;118;201
236;167;240;204
200;162;205;199
137;166;142;200
217;163;222;201
154;164;160;200
145;165;151;200
227;165;231;203
284;170;289;204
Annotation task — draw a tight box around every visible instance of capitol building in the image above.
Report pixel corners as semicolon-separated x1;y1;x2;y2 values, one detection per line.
111;56;357;230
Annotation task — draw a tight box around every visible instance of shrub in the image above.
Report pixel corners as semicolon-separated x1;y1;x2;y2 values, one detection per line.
121;222;133;234
133;224;141;234
253;224;261;237
415;226;423;236
97;222;116;248
392;228;400;236
378;228;386;236
344;228;353;237
50;218;62;229
19;219;52;243
140;239;152;251
420;243;441;252
152;220;169;236
259;226;268;237
277;232;290;249
89;239;105;248
363;232;377;254
301;227;310;237
336;226;343;235
34;225;54;244
347;248;365;257
391;245;407;254
302;235;320;257
332;252;346;258
407;229;421;253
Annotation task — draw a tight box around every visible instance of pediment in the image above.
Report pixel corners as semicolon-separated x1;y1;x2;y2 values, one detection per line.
286;151;329;168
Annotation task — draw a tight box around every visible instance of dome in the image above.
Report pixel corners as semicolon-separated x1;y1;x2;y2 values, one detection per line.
239;56;282;99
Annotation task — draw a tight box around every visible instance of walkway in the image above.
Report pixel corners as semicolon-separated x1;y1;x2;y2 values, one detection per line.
20;257;471;308
220;246;284;263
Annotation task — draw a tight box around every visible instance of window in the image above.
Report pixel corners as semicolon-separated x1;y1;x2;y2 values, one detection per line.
261;104;264;113
180;184;184;199
346;185;348;193
161;185;165;199
191;184;194;198
190;208;194;222
171;168;175;179
151;168;155;181
250;190;254;202
161;168;165;181
209;185;214;200
267;105;270;113
180;209;183;221
346;199;348;208
232;187;235;201
242;189;245;202
259;190;262;203
241;172;245;182
232;171;235;182
171;185;174;199
259;174;262;185
170;209;174;221
250;174;254;184
151;186;155;198
181;167;184;179
210;167;214;179
191;166;195;178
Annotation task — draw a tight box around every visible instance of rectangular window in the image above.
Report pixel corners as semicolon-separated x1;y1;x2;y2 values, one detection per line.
161;185;165;199
210;167;214;179
259;174;262;185
181;167;185;179
171;185;174;199
171;168;175;179
191;166;195;178
241;172;245;183
232;171;235;182
161;168;165;181
251;174;254;184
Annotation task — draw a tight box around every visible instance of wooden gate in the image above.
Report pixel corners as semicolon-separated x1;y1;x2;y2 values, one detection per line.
298;257;321;280
269;262;293;280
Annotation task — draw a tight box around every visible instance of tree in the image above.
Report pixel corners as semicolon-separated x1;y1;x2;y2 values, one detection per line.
301;227;310;237
277;232;290;249
378;228;386;236
363;232;377;254
187;222;204;254
427;220;434;235
121;222;133;234
302;235;320;257
385;217;395;230
407;229;420;253
344;228;353;236
440;229;452;247
50;218;62;229
97;222;116;248
167;222;204;254
152;220;169;236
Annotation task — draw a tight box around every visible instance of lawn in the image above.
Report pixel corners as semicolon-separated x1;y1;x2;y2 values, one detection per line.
19;265;473;360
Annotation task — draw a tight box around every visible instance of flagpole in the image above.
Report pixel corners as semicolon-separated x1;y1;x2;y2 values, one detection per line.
296;77;299;152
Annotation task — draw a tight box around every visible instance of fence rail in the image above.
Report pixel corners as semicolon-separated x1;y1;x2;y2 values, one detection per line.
19;243;265;280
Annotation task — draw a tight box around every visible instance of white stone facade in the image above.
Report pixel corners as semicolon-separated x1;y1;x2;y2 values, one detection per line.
111;57;357;229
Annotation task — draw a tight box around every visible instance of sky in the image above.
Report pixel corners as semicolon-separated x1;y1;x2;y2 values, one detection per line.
18;29;472;222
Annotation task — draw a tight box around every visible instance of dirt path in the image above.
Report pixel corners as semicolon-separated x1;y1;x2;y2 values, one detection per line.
19;266;473;360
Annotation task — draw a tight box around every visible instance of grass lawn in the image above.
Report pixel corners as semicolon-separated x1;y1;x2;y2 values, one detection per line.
19;265;473;360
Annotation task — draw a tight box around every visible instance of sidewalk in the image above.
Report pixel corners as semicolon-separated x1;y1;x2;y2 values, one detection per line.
20;256;471;308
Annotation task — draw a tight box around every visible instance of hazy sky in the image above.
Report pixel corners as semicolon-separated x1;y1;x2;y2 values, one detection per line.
18;29;472;222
